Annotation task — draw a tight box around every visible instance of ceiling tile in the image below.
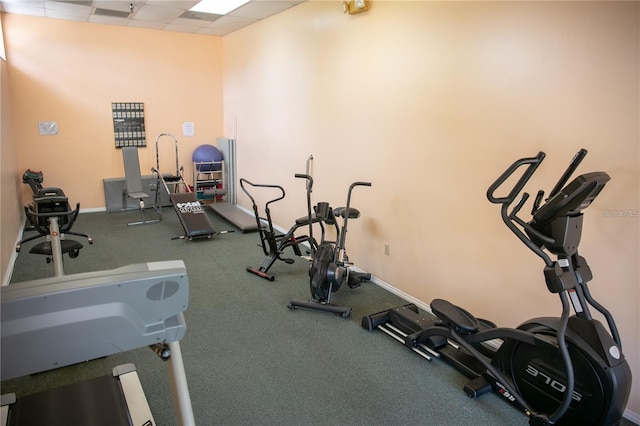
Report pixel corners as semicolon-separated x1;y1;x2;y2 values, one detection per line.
229;1;294;20
171;16;213;28
44;0;91;13
45;8;90;21
207;14;257;31
94;1;133;13
142;1;199;10
1;1;45;16
0;0;307;37
133;4;184;22
88;14;130;26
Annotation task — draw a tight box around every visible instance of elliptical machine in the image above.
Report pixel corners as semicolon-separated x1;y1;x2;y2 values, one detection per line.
362;150;632;425
16;170;93;277
288;179;372;318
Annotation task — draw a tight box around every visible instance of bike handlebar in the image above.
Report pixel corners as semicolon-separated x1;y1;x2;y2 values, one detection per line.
295;173;313;188
239;178;286;207
350;181;372;188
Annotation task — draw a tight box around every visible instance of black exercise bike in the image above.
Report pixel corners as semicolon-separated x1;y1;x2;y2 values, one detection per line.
16;170;93;277
362;150;632;425
288;176;372;318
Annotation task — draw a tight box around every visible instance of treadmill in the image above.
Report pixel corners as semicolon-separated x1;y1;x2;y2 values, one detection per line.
1;260;195;426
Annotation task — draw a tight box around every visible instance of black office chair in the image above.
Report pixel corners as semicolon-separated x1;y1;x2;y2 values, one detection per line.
16;184;93;276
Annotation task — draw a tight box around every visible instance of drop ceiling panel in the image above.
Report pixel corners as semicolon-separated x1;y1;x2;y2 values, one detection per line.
89;14;130;26
94;1;134;13
230;1;296;20
1;1;46;16
133;4;184;22
44;0;91;13
46;9;89;21
0;0;307;36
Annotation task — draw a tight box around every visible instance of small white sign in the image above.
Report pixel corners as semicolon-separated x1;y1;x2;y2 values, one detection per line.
183;121;194;137
38;121;58;135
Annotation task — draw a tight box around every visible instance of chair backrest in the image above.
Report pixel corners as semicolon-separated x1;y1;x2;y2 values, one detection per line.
122;147;145;194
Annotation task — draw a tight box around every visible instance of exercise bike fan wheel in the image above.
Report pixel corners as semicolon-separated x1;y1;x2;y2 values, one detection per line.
309;242;337;302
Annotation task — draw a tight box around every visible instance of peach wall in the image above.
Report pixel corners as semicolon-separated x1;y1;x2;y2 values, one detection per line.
1;14;23;286
3;14;223;210
223;1;639;417
2;1;639;420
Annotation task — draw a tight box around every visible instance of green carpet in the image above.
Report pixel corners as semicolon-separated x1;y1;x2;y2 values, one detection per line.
2;208;634;425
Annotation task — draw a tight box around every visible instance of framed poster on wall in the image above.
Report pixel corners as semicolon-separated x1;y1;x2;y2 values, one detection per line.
112;102;146;148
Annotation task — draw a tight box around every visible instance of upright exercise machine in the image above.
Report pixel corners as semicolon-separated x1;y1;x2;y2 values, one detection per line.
288;179;372;318
153;133;219;240
362;150;632;425
16;170;93;277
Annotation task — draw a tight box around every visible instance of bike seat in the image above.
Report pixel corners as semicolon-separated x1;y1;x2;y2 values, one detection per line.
431;298;480;334
334;207;360;219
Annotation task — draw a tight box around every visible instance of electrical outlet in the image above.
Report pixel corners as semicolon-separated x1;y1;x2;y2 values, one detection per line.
384;244;390;256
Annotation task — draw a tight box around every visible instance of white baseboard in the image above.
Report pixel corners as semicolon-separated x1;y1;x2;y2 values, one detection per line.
79;207;107;213
362;269;433;314
624;408;640;424
3;216;26;287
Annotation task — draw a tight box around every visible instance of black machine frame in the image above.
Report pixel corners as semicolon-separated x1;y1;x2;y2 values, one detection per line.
16;170;93;277
288;175;372;318
241;175;326;281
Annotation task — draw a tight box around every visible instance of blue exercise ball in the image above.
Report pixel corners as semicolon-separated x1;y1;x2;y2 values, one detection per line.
192;145;222;171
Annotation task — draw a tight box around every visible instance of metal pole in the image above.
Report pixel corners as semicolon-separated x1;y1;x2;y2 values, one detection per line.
167;340;195;426
49;217;64;277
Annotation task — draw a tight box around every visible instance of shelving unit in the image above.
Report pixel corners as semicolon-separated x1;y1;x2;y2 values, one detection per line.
193;161;227;202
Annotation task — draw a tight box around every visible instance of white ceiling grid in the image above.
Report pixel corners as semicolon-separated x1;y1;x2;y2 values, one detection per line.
0;0;306;36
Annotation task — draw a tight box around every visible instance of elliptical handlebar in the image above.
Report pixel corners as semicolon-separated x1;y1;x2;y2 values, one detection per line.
487;149;607;267
487;152;546;205
487;152;552;265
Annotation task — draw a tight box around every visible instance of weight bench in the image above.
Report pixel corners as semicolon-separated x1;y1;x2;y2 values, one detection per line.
122;147;160;226
153;169;219;240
